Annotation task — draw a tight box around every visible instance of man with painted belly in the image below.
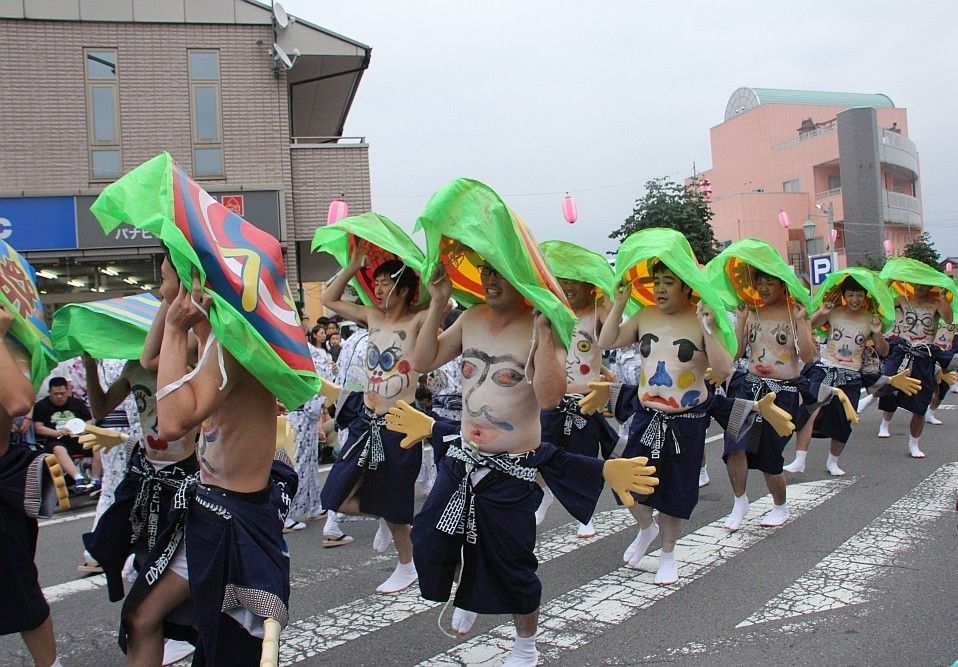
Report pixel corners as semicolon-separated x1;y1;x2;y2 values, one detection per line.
597;262;733;583
320;248;429;593
785;277;908;476
877;285;954;457
536;276;617;537
407;257;656;667
924;321;957;425
723;270;817;530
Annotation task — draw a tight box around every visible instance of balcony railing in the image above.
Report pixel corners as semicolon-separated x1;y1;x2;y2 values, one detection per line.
772;124;837;151
290;136;367;147
815;187;841;200
880;129;917;155
885;190;920;213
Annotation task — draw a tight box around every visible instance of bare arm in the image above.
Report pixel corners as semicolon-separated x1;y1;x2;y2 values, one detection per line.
809;303;832;330
598;281;640;350
529;314;567;410
140;300;169;371
699;305;733;381
156;285;236;441
412;265;461;372
0;307;34;417
321;248;371;325
734;306;749;359
937;292;954;324
870;318;890;357
83;356;132;420
794;305;818;364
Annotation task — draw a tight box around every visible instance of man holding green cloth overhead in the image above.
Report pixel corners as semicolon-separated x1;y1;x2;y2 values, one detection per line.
90;154;329;666
535;240;620;538
592;228;790;584
704;239;825;531
402;179;658;666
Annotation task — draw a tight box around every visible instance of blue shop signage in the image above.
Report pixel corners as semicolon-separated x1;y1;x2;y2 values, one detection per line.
0;196;78;251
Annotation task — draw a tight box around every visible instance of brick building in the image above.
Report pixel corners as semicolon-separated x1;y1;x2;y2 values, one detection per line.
0;0;371;311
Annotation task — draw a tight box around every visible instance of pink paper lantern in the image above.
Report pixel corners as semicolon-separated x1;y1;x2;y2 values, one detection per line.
327;197;349;225
562;193;578;224
778;211;789;229
947;262;954;273
830;229;838;243
883;239;893;254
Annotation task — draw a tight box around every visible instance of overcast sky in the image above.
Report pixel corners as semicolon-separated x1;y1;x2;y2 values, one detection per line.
283;0;958;259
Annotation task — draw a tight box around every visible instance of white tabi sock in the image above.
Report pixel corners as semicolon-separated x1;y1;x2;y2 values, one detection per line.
373;518;391;553
698;465;710;487
323;513;343;538
908;436;925;458
376;559;417;594
857;392;875;414
503;635;539;667
783;450;807;473
625;521;659;568
724;493;749;531
825;454;845;476
654;550;679;585
878;419;891;438
450;607;478;635
534;487;554;526
924;409;942;425
576;520;596;538
50;659;63;667
761;503;790;527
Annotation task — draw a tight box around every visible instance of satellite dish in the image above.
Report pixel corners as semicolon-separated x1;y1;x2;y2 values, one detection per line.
272;2;290;29
272;43;293;69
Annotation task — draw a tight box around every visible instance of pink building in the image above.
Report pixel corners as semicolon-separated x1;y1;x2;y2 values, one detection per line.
699;88;922;275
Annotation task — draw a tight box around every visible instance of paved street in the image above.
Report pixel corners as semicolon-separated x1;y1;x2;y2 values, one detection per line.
3;401;957;666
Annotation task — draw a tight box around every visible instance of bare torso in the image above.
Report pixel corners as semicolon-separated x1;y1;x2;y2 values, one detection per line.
460;305;542;454
363;310;424;415
745;304;804;380
822;308;872;370
566;311;604;394
893;298;939;346
634;306;709;413
934;322;957;351
196;354;277;492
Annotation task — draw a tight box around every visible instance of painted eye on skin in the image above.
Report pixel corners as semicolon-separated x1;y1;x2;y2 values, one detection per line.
672;338;700;363
461;361;477;380
378;348;399;372
831;327;845;342
748;325;758;344
854;333;865;346
639;333;659;358
492;368;523;387
366;346;380;369
577;340;592;353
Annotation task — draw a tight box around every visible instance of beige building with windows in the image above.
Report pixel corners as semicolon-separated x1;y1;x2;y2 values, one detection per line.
0;0;372;310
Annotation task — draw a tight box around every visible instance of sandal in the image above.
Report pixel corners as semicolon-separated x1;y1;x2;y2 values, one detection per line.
322;533;354;548
77;557;104;574
283;520;307;533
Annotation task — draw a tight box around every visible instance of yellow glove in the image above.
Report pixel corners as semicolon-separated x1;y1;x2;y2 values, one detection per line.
384;400;435;449
319;379;341;405
936;369;958;387
578;381;611;416
275;416;297;459
79;423;128;454
44;454;70;511
602;457;658;507
755;392;795;438
889;369;922;396
831;388;860;426
259;617;281;667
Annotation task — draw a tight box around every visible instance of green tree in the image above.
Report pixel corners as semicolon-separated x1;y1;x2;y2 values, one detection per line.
900;232;942;268
609;177;720;263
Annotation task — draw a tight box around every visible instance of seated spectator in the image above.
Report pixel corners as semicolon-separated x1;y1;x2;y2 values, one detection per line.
326;331;343;362
32;377;99;494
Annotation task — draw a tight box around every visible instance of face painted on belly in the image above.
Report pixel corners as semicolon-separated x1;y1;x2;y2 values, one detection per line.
934;322;957;350
637;319;706;413
748;320;795;377
365;328;413;406
823;314;870;368
461;347;523;445
896;302;937;344
566;321;601;383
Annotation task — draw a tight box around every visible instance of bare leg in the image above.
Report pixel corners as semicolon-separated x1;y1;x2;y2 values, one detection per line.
52;445;79;478
91;449;103;479
503;611;540;666
514;610;538;638
126;571;190;667
20;614;56;667
387;522;413;564
723;450;750;530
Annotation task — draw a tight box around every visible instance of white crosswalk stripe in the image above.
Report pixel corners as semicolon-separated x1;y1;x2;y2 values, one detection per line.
417;478;854;666
737;461;958;628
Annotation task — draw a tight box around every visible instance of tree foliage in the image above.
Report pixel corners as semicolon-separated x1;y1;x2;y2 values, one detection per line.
900;232;942;269
609;177;720;263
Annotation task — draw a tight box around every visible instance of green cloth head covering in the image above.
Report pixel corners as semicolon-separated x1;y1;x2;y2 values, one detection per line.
879;256;958;317
89;153;320;410
415;178;576;347
311;211;427;307
811;268;896;332
52;293;161;361
613;227;738;355
538;240;637;313
0;239;57;390
703;238;812;311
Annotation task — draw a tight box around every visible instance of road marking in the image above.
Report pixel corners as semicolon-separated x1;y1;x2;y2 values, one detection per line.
417;478;854;667
737;462;958;628
39;509;96;527
43;574;108;603
279;504;644;664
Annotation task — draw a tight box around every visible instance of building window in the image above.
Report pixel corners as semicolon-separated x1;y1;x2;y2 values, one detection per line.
84;49;121;180
783;178;800;193
828;174;841;190
189;50;224;177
